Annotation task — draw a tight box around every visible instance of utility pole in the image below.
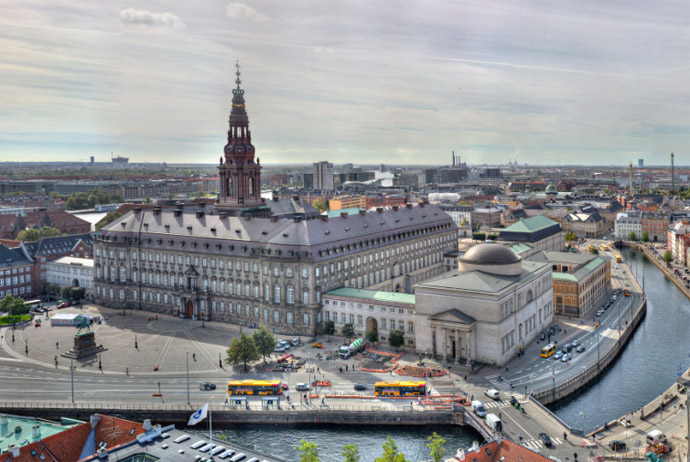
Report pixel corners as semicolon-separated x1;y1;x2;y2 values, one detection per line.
186;351;191;405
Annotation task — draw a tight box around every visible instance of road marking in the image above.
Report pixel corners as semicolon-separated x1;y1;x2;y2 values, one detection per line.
500;408;534;440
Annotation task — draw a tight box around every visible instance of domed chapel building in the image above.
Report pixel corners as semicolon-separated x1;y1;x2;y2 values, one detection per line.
414;243;554;366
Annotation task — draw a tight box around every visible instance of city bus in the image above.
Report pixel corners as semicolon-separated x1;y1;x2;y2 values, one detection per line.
600;244;609;252
227;379;283;396
374;381;426;397
25;299;42;310
615;255;623;263
540;343;557;358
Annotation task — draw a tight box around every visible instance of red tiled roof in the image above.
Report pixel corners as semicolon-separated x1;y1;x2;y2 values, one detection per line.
450;439;552;462
0;415;144;462
0;238;20;247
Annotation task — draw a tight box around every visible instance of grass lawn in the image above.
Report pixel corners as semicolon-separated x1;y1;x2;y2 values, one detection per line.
0;314;31;325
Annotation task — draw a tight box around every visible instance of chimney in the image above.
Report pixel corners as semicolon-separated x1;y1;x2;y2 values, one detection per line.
292;195;300;203
0;414;8;426
376;207;383;214
340;212;348;219
143;419;152;431
198;202;206;208
321;216;329;222
471;441;479;452
9;444;19;458
90;414;101;429
196;210;204;218
153;206;161;215
293;217;301;223
392;206;399;211
272;190;279;201
32;424;40;439
358;210;366;216
406;203;413;209
133;207;142;213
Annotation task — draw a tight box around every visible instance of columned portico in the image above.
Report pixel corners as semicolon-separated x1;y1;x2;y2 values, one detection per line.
429;309;476;365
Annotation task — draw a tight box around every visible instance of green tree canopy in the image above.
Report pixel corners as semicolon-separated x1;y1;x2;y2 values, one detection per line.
61;286;73;300
96;212;122;231
252;325;277;363
472;232;486;241
367;329;379;343
70;287;86;302
312;199;328;212
342;323;355;342
388;329;405;348
641;230;650;242
0;295;28;316
564;231;578;242
225;332;260;371
589;246;599;255
427;432;446;462
323;320;335;340
628;231;637;241
296;440;319;462
374;437;409;462
17;226;62;242
663;250;672;263
342;444;360;462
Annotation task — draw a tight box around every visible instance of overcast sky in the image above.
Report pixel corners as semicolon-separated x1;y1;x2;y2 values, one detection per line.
2;0;689;166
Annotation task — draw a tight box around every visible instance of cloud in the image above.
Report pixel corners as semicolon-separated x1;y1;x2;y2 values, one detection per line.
120;8;185;30
225;3;268;23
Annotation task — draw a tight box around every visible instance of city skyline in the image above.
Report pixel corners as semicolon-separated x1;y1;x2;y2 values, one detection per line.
1;0;689;165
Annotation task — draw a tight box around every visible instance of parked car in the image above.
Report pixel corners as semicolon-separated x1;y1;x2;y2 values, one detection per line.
576;345;585;353
354;383;367;391
539;433;553;447
296;383;310;392
609;441;626;451
199;382;216;391
291;338;300;346
596;310;604;317
484;389;500;400
57;302;70;309
281;383;289;390
560;353;572;362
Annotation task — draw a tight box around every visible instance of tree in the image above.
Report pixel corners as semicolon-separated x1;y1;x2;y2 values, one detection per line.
312;199;328;212
564;231;578;243
367;329;378;343
472;232;486;241
342;444;360;462
628;231;637;241
296;440;319;462
70;287;86;303
663;250;672;263
342;323;355;342
225;332;260;371
252;325;277;363
427;433;446;462
374;437;408;462
0;295;28;316
61;286;73;300
589;247;599;255
96;212;122;231
323;320;335;341
388;329;405;348
641;231;650;242
17;226;62;242
486;233;498;241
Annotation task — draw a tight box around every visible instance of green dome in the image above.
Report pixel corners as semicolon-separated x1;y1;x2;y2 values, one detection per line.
545;182;558;194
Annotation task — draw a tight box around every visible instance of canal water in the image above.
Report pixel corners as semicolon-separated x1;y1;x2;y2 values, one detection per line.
552;247;690;432
195;425;477;462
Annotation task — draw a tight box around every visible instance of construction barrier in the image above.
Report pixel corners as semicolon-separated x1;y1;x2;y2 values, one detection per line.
359;349;403;373
312;380;332;387
396;364;447;378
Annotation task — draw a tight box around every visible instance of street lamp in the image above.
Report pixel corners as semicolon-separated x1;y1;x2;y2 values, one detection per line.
134;334;138;349
579;411;585;435
186;351;190;405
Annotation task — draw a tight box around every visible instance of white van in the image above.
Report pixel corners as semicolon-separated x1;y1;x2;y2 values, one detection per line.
485;413;503;432
647;430;666;445
471;400;487;418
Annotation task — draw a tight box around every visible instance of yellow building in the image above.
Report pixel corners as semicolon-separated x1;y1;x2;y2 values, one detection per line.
329;195;367;211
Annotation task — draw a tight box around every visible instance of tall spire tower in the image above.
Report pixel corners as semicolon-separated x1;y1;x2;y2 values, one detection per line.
629;161;633;196
216;61;265;214
671;152;675;191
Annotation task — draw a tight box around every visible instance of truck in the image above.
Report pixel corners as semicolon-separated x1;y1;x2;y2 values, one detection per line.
339;338;365;359
485;413;502;432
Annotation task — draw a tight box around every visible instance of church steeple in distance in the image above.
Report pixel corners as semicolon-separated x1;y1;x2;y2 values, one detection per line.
216;61;264;213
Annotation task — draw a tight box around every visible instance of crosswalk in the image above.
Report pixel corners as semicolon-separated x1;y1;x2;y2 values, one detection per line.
521;437;564;450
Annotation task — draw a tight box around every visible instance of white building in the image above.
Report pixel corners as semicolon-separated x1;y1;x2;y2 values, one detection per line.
414;243;554;366
313;161;334;191
46;256;94;293
614;212;642;240
322;288;417;347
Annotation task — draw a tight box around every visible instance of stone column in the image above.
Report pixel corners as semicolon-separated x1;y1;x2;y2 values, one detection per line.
442;328;448;362
432;326;437;357
465;330;472;366
454;330;460;363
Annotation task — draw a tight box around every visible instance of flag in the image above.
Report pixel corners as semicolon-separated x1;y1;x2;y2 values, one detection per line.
188;403;208;426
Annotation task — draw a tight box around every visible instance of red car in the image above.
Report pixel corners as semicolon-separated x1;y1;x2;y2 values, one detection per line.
58;302;70;309
281;383;289;390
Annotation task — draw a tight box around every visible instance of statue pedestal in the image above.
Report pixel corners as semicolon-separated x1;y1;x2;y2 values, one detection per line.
62;331;107;359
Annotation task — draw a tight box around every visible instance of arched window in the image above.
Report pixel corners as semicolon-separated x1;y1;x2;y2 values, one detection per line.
264;282;270;301
110;266;115;282
119;267;126;283
274;285;281;303
226;177;232;197
286;286;294;304
131;268;137;282
254;284;259;298
526;290;534;303
245;282;250;297
303;290;309;305
248;177;254;195
228;280;233;295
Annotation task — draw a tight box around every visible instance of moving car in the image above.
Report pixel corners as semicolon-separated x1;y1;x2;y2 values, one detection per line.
596;310;604;317
199;382;216;391
484;389;500;400
539;433;552;447
576;345;585;353
571;340;580;347
560;353;572;362
553;351;564;360
296;383;310;392
57;302;70;309
353;383;367;391
470;400;486;418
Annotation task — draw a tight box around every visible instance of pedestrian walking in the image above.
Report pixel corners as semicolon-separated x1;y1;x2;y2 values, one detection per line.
339;366;343;373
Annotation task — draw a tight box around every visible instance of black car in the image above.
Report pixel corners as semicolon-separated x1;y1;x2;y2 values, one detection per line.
609;441;626;451
539;433;552;447
353;383;367;391
199;382;216;391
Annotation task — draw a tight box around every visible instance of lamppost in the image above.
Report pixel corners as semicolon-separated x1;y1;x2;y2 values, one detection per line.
186;351;190;405
98;354;102;370
134;334;138;349
579;411;585;435
552;363;556;403
70;357;75;403
218;352;222;368
25;338;28;354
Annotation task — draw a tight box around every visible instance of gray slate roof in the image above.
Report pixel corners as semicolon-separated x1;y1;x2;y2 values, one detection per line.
416;260;548;294
0;244;32;269
22;233;92;259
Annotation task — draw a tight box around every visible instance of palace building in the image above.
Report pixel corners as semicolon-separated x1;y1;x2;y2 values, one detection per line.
92;65;458;334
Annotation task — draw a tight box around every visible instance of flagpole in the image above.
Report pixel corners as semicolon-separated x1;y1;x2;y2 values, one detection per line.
209;398;214;460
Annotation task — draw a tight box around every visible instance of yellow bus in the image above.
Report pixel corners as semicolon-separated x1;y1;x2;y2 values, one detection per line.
615;255;623;263
374;381;426;397
227;379;283;396
540;343;557;358
600;244;608;252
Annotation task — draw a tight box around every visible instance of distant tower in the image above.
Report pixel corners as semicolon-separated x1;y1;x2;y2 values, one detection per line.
452;151;455;167
671;152;675;191
629;161;633;196
638;158;644;168
216;61;264;212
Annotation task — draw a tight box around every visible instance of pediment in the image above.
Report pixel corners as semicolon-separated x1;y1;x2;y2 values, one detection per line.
429;309;475;326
